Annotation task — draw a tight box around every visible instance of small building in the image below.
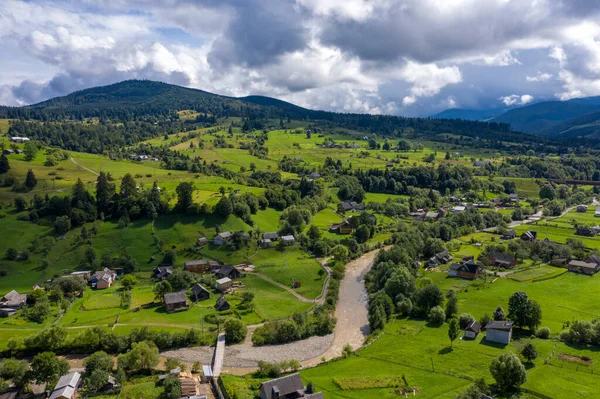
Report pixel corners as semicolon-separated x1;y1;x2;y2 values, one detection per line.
201;365;213;383
281;235;296;245
596;207;600;217
576;226;596;237
485;321;513;344
153;265;173;280
263;232;279;241
427;250;453;267
192;283;210;302
185;259;210;273
520;231;537;242
10;137;30;143
214;231;233;246
464;320;481;339
208;260;221;271
260;238;273;248
215;265;241;280
0;290;28;317
91;268;117;289
215;295;230;311
3;149;14;155
550;258;568;267
49;372;81;399
449;261;481;279
216;277;233;292
330;220;354;234
104;376;120;391
509;193;519;202
337;202;365;213
452;205;466;214
70;271;92;280
259;373;305;399
501;230;516;240
197;237;209;246
567;260;600;275
488;252;516;268
163;291;189;312
309;172;321;180
424;211;443;221
577;204;588;213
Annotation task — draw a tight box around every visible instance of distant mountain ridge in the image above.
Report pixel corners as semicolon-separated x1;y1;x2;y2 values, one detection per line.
434;96;600;137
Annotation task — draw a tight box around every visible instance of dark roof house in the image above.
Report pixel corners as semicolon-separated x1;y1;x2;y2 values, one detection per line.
259;373;305;399
488;252;516;268
153;265;173;280
215;296;230;311
192;283;210;302
215;264;241;280
163;291;188;312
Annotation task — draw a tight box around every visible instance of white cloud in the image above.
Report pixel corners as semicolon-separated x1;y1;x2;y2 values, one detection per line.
400;61;462;106
499;94;534;106
295;0;380;21
526;72;553;82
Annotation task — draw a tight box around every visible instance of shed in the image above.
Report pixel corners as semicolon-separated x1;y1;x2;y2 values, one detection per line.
259;373;305;399
216;277;233;292
197;237;209;246
192;283;210;302
464;320;481;339
485;321;513;344
577;204;588;212
185;259;209;273
263;232;279;240
163;291;189;312
215;296;230;311
215;265;241;280
214;232;233;245
49;372;80;399
281;235;295;245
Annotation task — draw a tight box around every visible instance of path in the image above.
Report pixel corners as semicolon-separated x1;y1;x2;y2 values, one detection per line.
249;272;315;303
70;156;99;176
212;332;226;377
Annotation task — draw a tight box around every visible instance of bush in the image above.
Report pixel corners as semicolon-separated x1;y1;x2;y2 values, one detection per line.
427;306;446;326
536;327;550;339
224;318;247;344
458;313;475;329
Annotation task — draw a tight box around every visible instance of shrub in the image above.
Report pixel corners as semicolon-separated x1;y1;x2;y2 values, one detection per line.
536;327;550;339
458;313;475;329
224;318;247;344
427;306;446;326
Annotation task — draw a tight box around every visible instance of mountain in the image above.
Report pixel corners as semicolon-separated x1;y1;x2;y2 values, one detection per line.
538;109;600;138
491;99;600;134
431;108;507;121
0;79;541;145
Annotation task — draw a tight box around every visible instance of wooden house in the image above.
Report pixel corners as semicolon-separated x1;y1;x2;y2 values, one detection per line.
185;259;210;273
163;291;189;312
192;283;210;302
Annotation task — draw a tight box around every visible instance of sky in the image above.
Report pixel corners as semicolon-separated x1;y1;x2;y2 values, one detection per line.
1;0;600;117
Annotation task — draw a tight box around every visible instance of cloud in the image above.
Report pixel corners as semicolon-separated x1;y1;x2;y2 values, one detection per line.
499;94;535;106
400;61;462;106
526;72;553;82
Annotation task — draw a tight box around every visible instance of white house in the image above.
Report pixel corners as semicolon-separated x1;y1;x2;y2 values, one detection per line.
10;137;30;143
49;372;81;399
485;320;513;344
452;205;466;214
281;235;295;245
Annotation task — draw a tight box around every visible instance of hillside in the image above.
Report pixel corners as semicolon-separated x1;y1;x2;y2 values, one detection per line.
491;99;600;134
0;79;538;144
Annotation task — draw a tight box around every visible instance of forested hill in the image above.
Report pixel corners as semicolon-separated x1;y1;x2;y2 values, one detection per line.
0;79;539;143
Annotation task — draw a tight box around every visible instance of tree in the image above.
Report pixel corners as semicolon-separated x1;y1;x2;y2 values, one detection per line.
154;280;172;302
0;153;9;174
448;318;460;347
539;184;555;200
117;341;159;372
162;250;176;265
175;182;194;212
83;351;113;377
119;173;137;200
493;306;505;321
96;172;116;214
331;245;349;262
508;291;542;331
0;358;29;387
521;342;538;363
120;274;138;289
489;351;527;392
415;284;444;314
384;267;416;300
14;196;27;212
354;225;370;243
428;306;446;325
30;352;69;385
215;195;233;218
24;141;38;161
224;318;247;344
458;313;475;329
86;369;111;391
54;216;71;235
445;291;458;318
164;376;182;399
5;248;18;260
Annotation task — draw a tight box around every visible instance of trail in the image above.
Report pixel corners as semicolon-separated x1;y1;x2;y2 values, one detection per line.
249;272;316;303
70;156;99;176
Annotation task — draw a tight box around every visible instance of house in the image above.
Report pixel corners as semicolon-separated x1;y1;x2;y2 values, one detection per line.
0;290;28;317
520;231;537;242
281;235;296;245
104;376;120;391
577;204;588;212
197;237;209;246
424;210;444;221
308;172;321;180
192;283;210;302
509;193;519;202
550;258;568;267
163;291;189;312
427;250;453;267
259;373;305;399
576;226;596;237
3;149;14;155
452;205;466;214
485;321;513;344
49;372;81;399
214;231;233;245
70;270;92;280
488;252;516;268
464;320;481;339
185;259;210;273
215;295;230;311
263;232;279;241
567;260;600;275
216;277;233;292
91;268;117;289
330;220;354;234
153;265;173;280
596;207;600;217
501;230;516;240
215;264;241;280
337;202;365;213
585;254;600;266
491;198;503;207
449;261;481;279
208;260;221;271
260;238;273;248
10;137;30;143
